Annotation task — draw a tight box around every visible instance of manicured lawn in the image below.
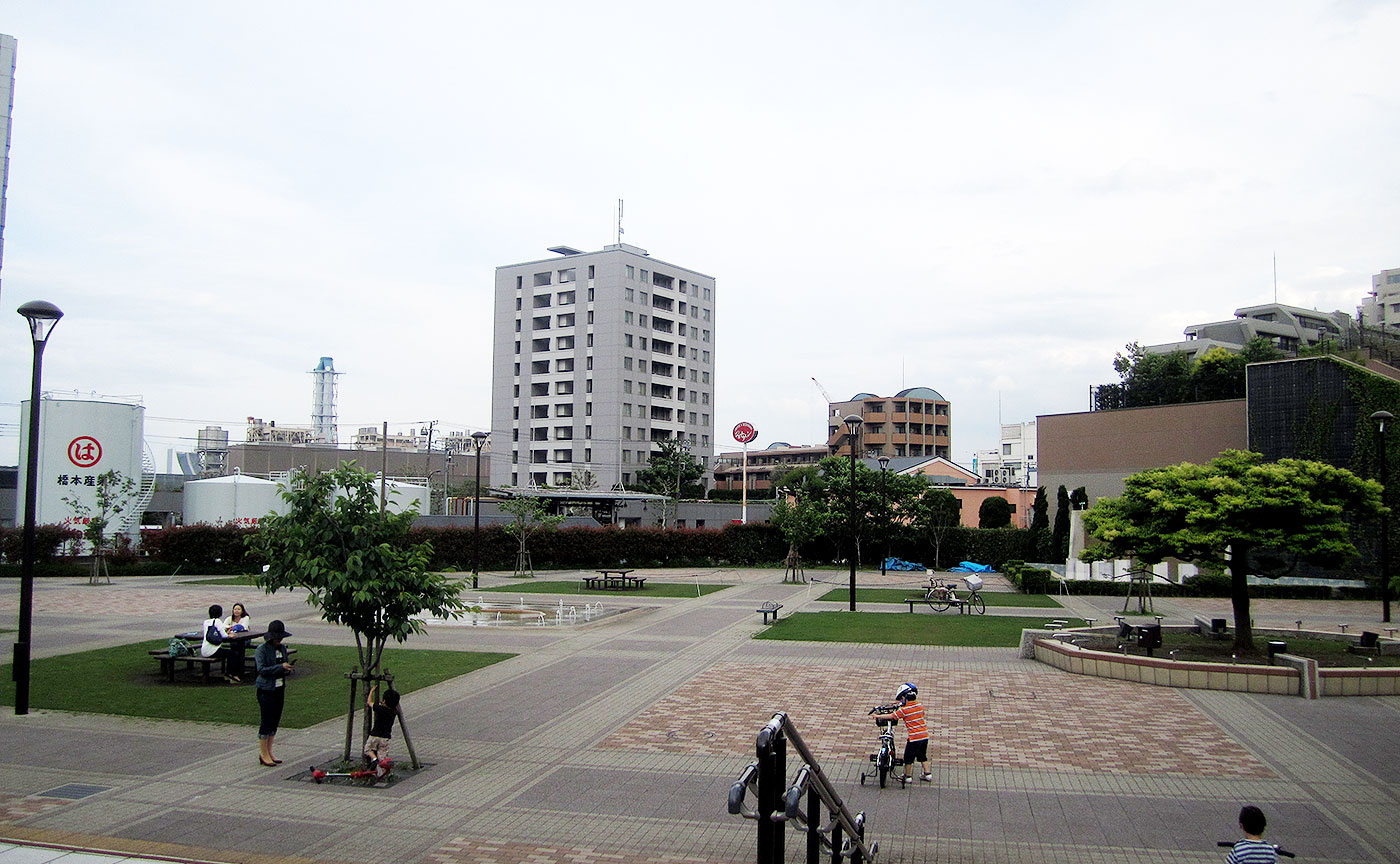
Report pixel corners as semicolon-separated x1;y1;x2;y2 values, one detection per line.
816;588;1063;608
475;580;732;598
1160;631;1400;667
0;642;513;727
755;612;1081;647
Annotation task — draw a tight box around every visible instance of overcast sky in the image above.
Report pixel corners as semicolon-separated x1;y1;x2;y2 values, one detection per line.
1;1;1397;473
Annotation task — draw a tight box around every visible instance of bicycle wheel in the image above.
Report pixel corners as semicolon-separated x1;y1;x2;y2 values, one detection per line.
928;590;951;612
878;762;888;788
969;592;985;614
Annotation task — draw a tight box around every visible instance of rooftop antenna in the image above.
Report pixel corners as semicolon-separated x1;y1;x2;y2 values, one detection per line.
616;198;624;244
1273;252;1278;304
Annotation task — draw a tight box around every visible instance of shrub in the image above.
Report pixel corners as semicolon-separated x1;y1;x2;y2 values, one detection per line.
142;524;257;571
0;524;81;563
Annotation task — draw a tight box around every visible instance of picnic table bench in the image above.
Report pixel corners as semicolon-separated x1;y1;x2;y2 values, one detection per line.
583;569;647;590
757;601;783;624
149;646;297;682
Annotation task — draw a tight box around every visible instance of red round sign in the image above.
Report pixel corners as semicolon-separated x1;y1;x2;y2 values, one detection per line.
68;436;103;468
732;422;757;444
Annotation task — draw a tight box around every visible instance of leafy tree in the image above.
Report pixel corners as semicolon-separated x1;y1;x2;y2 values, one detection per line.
978;496;1012;529
1080;450;1384;649
247;462;466;759
62;469;139;584
1070;487;1089;510
634;438;707;526
911;487;961;569
1098;337;1285;409
771;465;824;498
769;495;825;570
499;495;565;576
1051;485;1071;560
1029;486;1049;533
566;469;599;491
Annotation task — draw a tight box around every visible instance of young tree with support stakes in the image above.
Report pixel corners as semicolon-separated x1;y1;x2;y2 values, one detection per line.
62;468;138;585
634;438;706;527
248;462;467;760
770;494;825;580
499;495;565;577
1081;450;1384;650
911;487;961;570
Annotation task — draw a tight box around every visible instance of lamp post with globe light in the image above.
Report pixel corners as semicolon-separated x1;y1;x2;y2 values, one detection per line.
844;414;863;612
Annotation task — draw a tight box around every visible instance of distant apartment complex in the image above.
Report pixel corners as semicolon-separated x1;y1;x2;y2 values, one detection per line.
713;443;826;493
1360;267;1400;330
490;244;716;490
1145;302;1356;359
971;421;1037;487
825;388;950;460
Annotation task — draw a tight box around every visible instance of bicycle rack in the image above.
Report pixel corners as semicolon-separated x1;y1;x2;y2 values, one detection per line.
727;711;878;864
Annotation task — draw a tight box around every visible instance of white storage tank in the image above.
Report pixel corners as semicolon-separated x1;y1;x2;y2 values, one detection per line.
183;473;286;526
18;396;146;528
354;479;429;516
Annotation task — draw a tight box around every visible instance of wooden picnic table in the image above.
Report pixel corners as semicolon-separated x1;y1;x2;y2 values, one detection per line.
157;629;268;682
583;569;647;591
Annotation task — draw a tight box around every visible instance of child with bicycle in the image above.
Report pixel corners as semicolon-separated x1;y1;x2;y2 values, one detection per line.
871;682;931;784
1226;806;1278;864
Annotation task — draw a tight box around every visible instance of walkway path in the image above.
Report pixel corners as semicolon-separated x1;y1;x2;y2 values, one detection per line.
0;570;1396;864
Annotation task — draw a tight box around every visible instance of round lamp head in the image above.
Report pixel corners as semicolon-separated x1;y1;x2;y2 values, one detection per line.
17;300;63;345
843;414;863;433
1373;410;1394;434
878;456;891;470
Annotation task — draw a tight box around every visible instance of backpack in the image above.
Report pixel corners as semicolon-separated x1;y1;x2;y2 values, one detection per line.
205;622;224;646
169;637;193;657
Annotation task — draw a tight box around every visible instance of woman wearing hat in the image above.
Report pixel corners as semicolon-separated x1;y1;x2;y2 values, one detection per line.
254;620;294;766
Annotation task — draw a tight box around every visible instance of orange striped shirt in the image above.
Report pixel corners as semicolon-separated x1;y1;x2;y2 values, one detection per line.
895;701;928;741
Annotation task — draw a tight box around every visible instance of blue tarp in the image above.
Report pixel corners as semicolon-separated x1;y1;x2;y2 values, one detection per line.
948;561;995;573
882;557;925;571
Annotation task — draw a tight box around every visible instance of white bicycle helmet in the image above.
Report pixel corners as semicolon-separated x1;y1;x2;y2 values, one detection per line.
895;682;917;702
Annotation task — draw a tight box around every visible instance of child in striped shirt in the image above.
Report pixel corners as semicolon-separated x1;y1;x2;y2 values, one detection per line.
873;682;931;785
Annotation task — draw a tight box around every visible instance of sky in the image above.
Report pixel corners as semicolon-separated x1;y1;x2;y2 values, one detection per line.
0;1;1397;473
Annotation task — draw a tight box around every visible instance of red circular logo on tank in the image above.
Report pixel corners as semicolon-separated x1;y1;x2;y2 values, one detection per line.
68;437;102;468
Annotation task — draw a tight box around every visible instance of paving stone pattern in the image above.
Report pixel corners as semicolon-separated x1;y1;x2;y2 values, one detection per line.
0;570;1397;864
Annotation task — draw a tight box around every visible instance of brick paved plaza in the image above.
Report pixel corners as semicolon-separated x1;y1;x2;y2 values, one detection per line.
0;569;1396;864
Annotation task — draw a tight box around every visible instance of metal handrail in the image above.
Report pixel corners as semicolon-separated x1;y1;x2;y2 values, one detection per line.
729;711;877;864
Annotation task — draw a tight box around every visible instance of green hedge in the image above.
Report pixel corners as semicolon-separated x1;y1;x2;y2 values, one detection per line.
0;524;81;563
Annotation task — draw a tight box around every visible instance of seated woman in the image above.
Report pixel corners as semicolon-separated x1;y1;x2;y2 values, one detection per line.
200;604;247;684
224;603;252;633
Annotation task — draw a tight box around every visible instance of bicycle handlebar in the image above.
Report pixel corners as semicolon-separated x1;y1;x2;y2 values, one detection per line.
1217;841;1294;858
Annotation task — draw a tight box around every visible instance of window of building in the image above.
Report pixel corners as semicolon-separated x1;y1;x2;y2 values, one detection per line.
531;405;549;419
690;369;698;381
626;265;635;279
588;265;595;279
513;384;519;397
531;428;548;441
625;311;634;324
701;413;709;425
586;378;593;393
557;268;575;283
702;371;710;383
625;334;634;348
587;334;593;347
512;429;519;442
556;335;574;350
533;294;551;308
702;351;710;363
514;320;521;332
516;276;523;290
556;313;575;327
625;287;634;301
514;341;521;354
639;314;648;327
556;403;574;417
532;338;548;351
554;427;573;440
691;348;699;359
531;360;549;374
556;381;574;395
556;358;574;373
639;337;647;350
623;426;632;440
513;406;519;419
702;392;710;405
587;310;593;324
514;363;520;375
557;290;575;305
533;272;552;287
640;270;649;283
585;402;592;416
702;330;710;342
623;403;632;417
553;449;572;462
530;382;548;396
703;287;711;300
1003;443;1012;455
622;451;631;463
703;308;711;321
624;380;632;394
624;357;633;370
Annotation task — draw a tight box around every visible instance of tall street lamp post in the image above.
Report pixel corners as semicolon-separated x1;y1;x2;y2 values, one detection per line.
673;440;690;528
844;414;863;612
445;451;453;515
1373;410;1393;623
470;431;489;590
878;455;890;576
15;300;63;716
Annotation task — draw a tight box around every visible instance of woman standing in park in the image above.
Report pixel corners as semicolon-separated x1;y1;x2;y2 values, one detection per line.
255;620;294;766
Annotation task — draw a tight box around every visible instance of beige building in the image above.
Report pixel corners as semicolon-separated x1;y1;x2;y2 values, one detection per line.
826;388;951;460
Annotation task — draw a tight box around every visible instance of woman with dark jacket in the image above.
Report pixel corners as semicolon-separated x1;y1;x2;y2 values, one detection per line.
255;620;294;766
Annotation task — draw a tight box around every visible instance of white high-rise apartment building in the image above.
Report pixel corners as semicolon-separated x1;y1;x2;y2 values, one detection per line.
1360;267;1400;330
490;244;716;490
0;34;17;299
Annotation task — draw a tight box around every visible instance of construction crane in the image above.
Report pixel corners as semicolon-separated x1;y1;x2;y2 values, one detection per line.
812;377;841;420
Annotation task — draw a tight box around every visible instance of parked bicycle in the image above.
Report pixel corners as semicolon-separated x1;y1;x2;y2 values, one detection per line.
923;575;986;614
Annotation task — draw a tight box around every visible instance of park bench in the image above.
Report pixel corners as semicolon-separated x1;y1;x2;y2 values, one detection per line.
1348;631;1381;655
757;601;783;624
150;647;296;683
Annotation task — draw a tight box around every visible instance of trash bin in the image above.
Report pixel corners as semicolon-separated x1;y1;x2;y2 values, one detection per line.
1267;641;1287;663
1137;624;1162;650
